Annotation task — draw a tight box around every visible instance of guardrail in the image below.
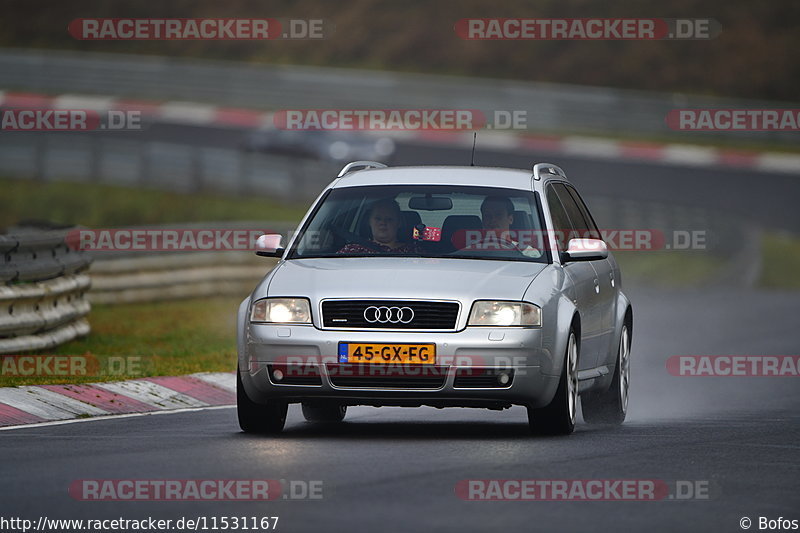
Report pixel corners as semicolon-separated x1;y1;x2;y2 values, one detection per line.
0;226;92;354
1;48;796;141
88;252;276;304
82;222;293;304
0;133;340;201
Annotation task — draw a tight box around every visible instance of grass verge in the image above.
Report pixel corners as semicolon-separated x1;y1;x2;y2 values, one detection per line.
759;233;800;289
614;251;724;287
0;297;240;387
0;178;306;229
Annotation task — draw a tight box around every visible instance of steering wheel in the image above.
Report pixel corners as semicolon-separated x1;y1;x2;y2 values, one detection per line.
327;224;386;252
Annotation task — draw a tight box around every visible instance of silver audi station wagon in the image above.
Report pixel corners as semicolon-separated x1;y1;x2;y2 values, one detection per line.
237;161;633;435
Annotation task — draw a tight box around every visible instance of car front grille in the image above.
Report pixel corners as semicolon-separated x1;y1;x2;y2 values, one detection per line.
321;300;459;330
327;364;448;389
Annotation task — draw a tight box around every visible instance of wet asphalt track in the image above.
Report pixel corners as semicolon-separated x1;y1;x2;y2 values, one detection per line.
2;273;799;533
2;125;798;532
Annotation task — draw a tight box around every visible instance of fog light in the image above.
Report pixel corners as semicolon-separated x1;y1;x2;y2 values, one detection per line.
272;369;284;382
497;372;510;385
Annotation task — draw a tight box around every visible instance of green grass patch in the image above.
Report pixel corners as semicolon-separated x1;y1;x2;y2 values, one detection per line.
0;178;306;229
614;251;723;287
759;233;800;289
0;297;241;387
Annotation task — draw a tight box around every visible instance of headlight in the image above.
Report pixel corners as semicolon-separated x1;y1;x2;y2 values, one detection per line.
468;301;541;327
250;298;312;324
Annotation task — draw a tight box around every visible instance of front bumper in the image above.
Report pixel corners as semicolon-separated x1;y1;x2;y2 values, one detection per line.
239;324;561;409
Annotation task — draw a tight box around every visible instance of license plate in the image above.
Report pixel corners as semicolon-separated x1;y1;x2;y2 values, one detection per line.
338;343;436;364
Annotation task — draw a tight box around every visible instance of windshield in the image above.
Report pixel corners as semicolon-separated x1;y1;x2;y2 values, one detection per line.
287;184;549;263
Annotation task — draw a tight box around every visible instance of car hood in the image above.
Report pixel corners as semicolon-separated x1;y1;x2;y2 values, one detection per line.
265;257;547;303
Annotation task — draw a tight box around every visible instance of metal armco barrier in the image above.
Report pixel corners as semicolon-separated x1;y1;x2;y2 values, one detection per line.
82;221;292;304
0;134;340;202
0;48;795;141
0;226;92;353
88;252;277;304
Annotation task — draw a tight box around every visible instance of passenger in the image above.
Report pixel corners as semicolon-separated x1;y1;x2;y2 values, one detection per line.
479;195;540;257
337;199;416;254
480;195;515;233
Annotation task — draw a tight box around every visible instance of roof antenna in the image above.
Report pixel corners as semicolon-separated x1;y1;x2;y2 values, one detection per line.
470;131;477;166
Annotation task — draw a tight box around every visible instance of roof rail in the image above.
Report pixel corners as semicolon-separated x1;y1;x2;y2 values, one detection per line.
532;163;567;181
337;161;388;177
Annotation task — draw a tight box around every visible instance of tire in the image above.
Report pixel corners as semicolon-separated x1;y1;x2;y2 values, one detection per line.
237;369;288;434
528;330;578;436
581;324;630;425
302;403;347;423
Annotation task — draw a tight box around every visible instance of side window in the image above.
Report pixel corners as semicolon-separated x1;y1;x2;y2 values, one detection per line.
546;185;575;252
564;185;601;239
553;183;591;236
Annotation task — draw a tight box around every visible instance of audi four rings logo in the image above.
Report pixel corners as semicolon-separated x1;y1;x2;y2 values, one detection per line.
363;306;415;324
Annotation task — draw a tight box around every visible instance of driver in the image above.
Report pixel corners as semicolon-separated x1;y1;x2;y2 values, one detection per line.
337;199;417;254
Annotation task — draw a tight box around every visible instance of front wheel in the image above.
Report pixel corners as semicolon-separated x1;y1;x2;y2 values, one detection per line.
581;324;630;425
237;369;288;434
528;330;578;435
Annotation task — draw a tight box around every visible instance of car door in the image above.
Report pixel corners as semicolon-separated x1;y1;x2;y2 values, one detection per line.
562;184;617;360
545;184;602;371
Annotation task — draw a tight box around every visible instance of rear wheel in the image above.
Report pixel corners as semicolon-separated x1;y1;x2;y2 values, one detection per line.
237;369;288;434
528;330;578;435
582;324;630;425
302;403;347;423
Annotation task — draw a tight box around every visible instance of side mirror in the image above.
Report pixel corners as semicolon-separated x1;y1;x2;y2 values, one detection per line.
562;238;608;262
255;234;285;257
